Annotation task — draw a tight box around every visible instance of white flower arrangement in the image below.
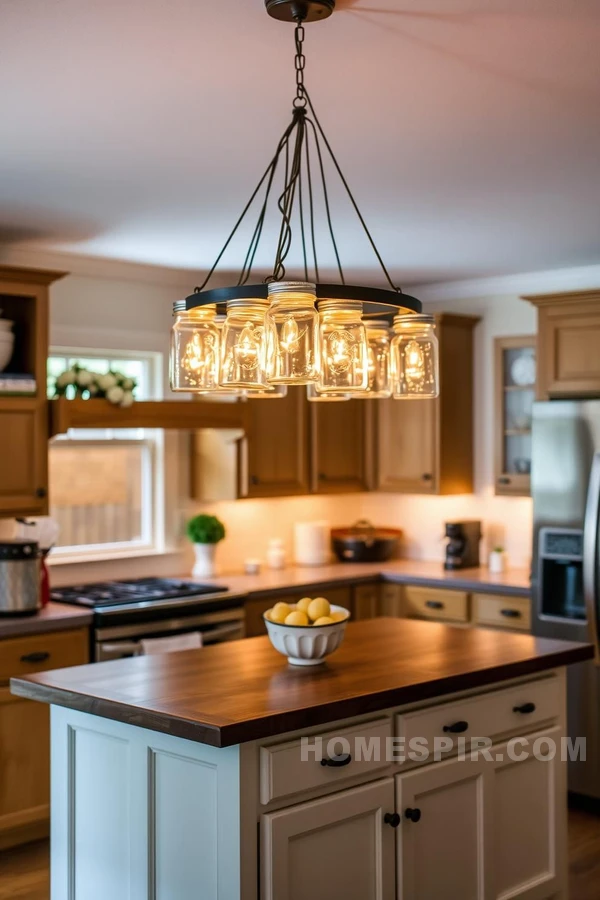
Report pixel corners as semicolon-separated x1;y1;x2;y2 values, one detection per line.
53;363;137;408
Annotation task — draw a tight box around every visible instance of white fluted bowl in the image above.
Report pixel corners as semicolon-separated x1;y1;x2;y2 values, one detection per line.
263;605;350;666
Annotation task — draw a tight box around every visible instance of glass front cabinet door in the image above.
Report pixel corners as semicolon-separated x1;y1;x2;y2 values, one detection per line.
494;336;536;496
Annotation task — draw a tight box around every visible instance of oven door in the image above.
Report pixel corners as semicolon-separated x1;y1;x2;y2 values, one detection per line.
95;608;245;661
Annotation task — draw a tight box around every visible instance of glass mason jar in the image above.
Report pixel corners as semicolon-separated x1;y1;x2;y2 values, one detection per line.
391;314;439;399
354;320;392;398
244;384;288;399
317;299;369;393
306;384;350;402
170;300;220;392
220;298;269;390
264;282;319;384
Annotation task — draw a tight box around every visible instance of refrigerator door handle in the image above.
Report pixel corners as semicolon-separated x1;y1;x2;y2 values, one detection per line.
583;451;600;664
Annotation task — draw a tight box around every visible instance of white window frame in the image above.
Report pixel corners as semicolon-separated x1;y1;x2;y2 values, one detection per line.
48;346;167;565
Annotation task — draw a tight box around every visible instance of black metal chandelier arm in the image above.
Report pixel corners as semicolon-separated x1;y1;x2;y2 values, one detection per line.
304;119;320;281
194;115;299;293
271;110;306;281
237;119;298;285
303;89;403;294
297;152;309;281
306;115;345;285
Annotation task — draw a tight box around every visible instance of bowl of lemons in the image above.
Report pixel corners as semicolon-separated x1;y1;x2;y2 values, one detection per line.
263;597;350;666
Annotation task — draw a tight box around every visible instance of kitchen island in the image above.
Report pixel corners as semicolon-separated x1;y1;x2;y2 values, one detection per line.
11;618;592;900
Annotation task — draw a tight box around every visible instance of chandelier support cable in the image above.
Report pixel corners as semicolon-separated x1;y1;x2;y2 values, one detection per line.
303;124;320;281
306;116;345;285
304;89;402;294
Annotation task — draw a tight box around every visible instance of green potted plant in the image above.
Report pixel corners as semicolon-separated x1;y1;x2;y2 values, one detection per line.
186;514;226;577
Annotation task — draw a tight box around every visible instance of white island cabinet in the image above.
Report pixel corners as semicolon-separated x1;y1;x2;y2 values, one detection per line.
10;618;590;900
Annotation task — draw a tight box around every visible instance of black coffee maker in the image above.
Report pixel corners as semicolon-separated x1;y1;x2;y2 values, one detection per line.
444;521;482;570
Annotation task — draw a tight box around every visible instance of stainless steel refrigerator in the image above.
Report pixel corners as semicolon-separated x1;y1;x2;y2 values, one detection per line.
532;400;600;801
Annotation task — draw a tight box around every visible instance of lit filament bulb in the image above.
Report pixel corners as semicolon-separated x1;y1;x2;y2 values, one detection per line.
234;322;260;370
366;346;377;386
327;331;353;375
404;339;425;386
280;316;300;352
184;333;206;372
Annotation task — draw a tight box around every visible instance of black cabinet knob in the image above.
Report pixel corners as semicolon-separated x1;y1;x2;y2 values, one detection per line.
513;702;536;715
320;753;352;768
421;473;433;482
250;475;259;485
384;812;400;828
425;600;444;610
405;807;421;822
20;651;50;664
35;487;47;498
442;720;469;734
318;472;326;480
500;608;521;618
498;477;511;485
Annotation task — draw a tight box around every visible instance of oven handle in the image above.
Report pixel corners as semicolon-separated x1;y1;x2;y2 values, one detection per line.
98;623;244;660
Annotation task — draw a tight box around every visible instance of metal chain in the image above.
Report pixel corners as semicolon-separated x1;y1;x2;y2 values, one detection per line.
293;20;307;108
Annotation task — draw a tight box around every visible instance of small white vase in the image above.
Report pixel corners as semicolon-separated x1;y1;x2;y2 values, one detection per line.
488;550;506;574
192;543;217;578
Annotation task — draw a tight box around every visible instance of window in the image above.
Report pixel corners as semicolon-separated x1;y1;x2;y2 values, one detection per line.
48;349;165;562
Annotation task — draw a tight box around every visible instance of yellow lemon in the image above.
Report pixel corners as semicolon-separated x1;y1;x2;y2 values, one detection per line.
313;616;334;626
271;602;292;624
296;597;312;614
264;608;274;622
330;610;348;623
285;610;309;626
308;597;330;621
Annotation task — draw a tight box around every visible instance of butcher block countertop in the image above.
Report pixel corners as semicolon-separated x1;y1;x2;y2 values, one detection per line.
207;559;532;598
12;618;591;748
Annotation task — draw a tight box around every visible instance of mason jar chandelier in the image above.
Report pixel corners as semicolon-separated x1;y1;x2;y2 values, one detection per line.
170;0;439;402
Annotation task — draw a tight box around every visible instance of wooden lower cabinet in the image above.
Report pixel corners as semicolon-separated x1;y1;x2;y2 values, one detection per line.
261;778;396;900
0;627;89;849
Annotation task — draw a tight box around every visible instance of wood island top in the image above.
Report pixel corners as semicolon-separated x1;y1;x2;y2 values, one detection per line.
11;618;592;748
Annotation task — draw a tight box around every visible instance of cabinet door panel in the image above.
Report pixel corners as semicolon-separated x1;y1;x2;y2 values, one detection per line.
262;778;395;900
491;727;564;900
311;401;371;493
376;397;437;494
0;403;48;516
0;689;50;847
245;386;309;497
396;755;488;900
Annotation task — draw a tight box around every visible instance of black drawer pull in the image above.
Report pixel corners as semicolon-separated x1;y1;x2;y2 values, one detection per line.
426;600;445;610
320;753;352;768
498;477;511;485
250;475;259;485
405;807;422;822
384;812;400;828
513;702;536;715
500;608;522;619
443;720;469;734
36;487;47;498
20;651;50;664
421;473;433;482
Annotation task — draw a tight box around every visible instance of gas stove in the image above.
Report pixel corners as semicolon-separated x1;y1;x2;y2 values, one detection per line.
51;577;228;610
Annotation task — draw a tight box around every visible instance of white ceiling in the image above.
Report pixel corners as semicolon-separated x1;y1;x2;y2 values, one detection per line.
1;0;599;286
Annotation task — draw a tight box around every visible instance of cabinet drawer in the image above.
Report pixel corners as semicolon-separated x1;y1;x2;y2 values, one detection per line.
396;676;560;758
0;629;89;683
353;583;379;620
260;717;392;805
404;585;469;623
473;593;531;632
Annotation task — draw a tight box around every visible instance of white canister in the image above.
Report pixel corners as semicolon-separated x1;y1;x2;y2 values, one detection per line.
266;538;286;570
488;549;507;574
294;521;330;567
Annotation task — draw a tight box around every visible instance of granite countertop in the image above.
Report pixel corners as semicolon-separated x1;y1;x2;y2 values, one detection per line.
11;618;589;748
0;602;93;640
205;559;532;599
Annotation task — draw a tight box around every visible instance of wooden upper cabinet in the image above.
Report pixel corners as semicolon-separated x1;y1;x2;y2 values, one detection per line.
310;400;373;493
376;314;479;495
494;336;535;497
0;265;65;518
526;290;600;399
242;386;309;498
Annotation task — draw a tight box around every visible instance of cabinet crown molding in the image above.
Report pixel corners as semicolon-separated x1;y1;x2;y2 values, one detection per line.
524;288;600;307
